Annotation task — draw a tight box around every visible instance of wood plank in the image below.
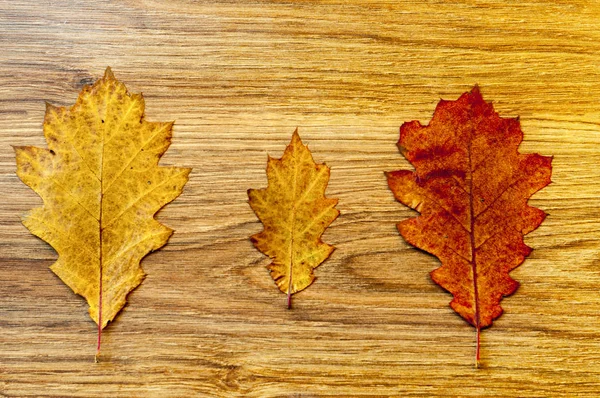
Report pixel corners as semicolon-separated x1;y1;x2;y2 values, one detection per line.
1;0;599;396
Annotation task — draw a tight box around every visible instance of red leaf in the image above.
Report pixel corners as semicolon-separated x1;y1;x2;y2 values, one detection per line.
386;87;552;365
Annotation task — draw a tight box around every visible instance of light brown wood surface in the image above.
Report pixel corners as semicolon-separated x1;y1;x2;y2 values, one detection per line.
1;1;600;397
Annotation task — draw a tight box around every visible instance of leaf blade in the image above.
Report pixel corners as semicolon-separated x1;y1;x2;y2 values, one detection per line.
387;87;552;363
249;129;339;307
15;68;191;351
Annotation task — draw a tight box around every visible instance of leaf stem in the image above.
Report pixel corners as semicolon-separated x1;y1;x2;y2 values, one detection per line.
95;312;101;362
287;291;292;310
97;215;103;359
476;326;481;368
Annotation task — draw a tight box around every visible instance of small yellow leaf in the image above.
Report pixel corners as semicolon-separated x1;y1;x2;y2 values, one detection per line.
15;68;191;351
248;129;339;308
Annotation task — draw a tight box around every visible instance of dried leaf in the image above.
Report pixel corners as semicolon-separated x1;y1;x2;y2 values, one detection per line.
15;68;191;354
248;129;339;308
386;87;552;365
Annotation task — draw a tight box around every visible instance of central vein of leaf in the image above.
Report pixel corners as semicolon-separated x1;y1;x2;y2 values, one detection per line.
467;122;481;365
287;149;298;310
96;97;107;358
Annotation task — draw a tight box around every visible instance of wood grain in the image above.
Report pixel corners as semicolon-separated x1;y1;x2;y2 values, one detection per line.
1;0;600;396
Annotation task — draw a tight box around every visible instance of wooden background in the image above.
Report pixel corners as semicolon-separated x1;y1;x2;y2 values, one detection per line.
1;0;599;396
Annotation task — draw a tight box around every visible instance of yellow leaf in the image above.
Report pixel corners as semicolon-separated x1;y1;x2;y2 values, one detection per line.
248;129;339;308
15;68;191;352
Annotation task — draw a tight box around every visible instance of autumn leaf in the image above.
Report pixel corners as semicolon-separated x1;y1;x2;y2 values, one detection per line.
15;68;191;356
248;129;339;309
386;87;552;365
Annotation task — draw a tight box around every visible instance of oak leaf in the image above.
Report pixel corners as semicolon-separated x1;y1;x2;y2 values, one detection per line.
386;87;552;365
15;68;191;355
248;130;339;309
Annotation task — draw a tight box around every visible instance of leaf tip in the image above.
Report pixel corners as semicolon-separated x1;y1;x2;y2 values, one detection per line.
181;167;193;181
249;234;259;245
247;188;256;202
103;66;115;80
291;128;302;144
44;101;60;114
470;84;481;95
